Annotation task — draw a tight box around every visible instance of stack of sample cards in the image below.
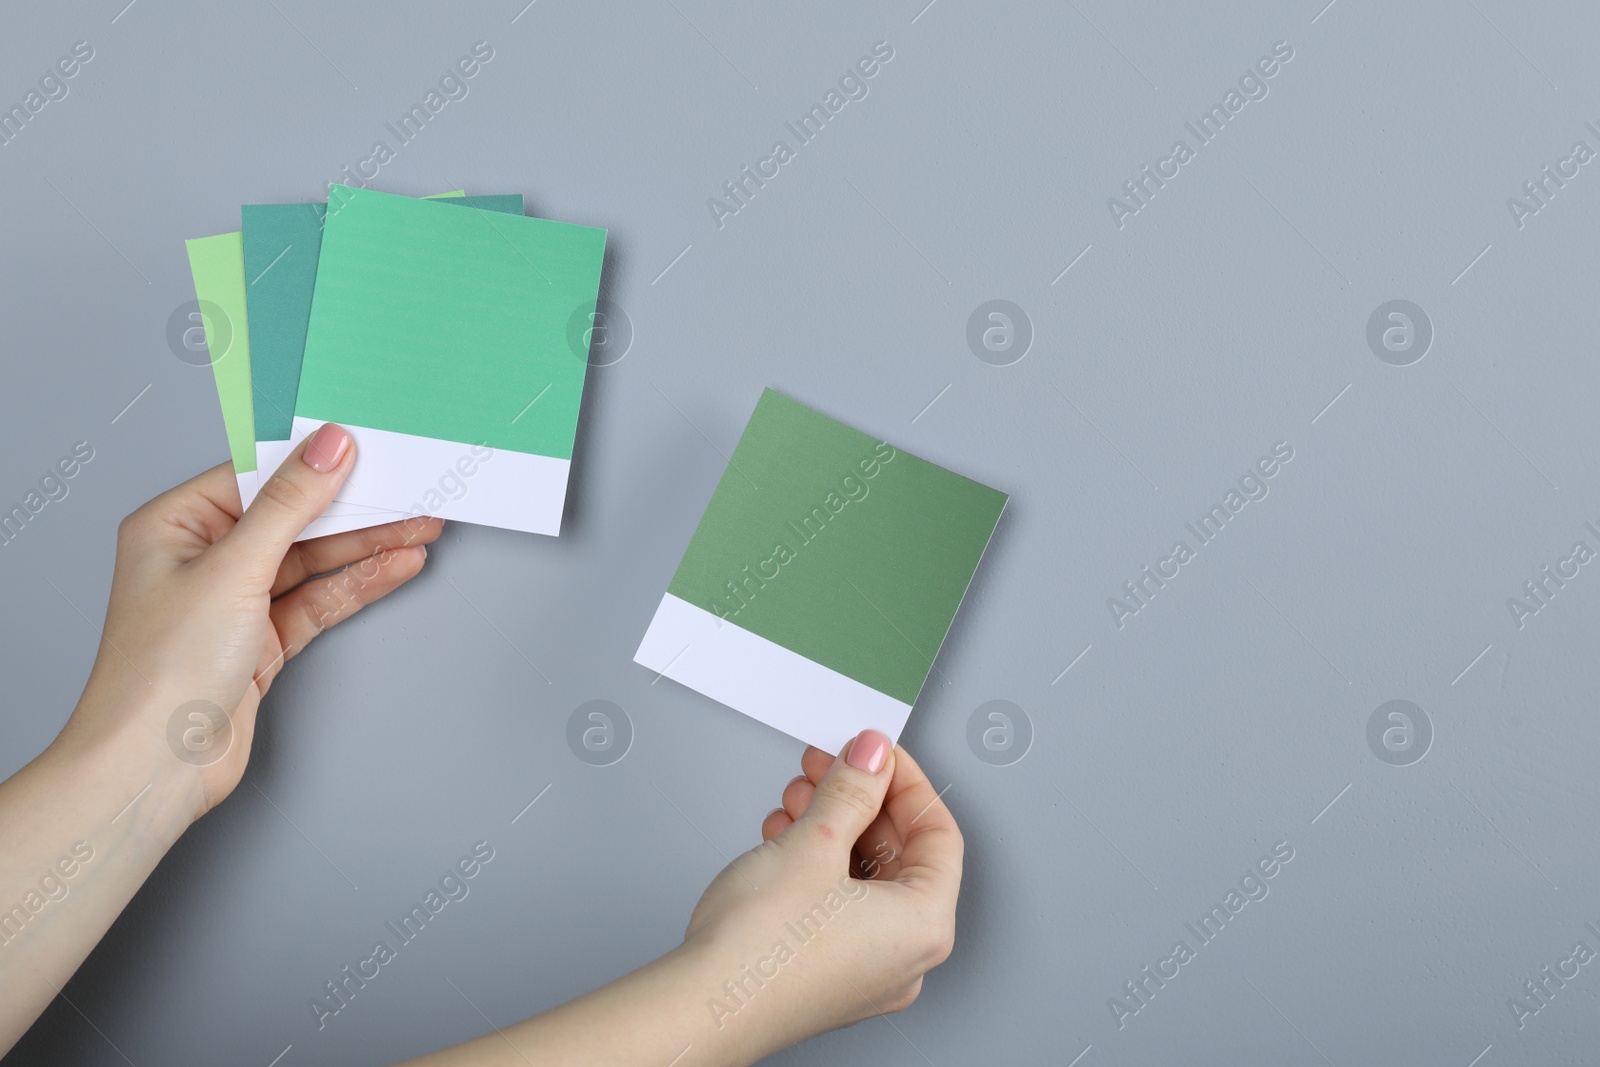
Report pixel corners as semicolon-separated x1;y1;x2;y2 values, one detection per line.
635;389;1009;753
185;186;606;539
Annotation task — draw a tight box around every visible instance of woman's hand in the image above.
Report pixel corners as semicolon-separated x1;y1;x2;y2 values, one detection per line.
0;425;441;1055
401;731;962;1067
64;423;442;819
682;730;963;1055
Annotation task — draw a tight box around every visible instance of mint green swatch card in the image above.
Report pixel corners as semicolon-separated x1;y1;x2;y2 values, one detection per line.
242;193;521;448
237;192;521;538
635;389;1008;753
293;186;606;535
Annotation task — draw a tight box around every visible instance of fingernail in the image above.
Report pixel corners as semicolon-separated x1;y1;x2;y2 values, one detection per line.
846;729;891;774
303;423;351;473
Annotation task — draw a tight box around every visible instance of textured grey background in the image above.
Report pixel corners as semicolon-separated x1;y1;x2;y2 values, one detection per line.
2;0;1598;1064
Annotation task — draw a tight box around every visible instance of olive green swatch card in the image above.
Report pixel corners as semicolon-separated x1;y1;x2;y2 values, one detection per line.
635;389;1008;752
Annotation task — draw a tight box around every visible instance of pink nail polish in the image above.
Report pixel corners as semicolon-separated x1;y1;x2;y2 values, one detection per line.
303;423;350;473
846;730;891;774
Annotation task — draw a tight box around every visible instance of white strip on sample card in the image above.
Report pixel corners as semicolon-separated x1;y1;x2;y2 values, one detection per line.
635;592;913;755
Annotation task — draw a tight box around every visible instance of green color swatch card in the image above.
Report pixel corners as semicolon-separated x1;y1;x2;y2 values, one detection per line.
241;192;522;536
294;186;607;535
242;192;517;452
184;232;256;508
634;389;1008;753
183;192;489;538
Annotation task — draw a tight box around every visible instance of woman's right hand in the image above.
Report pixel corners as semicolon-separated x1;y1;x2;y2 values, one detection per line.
681;730;963;1055
401;733;962;1067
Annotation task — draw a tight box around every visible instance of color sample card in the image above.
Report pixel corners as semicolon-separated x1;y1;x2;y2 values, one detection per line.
634;389;1008;753
294;186;607;535
188;230;399;539
183;193;480;538
242;189;464;452
242;193;518;457
241;192;521;535
184;232;256;509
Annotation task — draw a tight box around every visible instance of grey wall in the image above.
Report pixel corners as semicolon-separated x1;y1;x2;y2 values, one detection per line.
3;1;1598;1064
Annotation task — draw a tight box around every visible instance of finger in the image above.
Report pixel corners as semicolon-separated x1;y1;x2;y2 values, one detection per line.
791;729;895;858
781;747;906;874
761;807;792;842
264;544;427;680
879;746;963;895
781;775;904;876
801;745;835;785
851;811;908;881
143;460;245;520
271;515;444;597
795;748;905;878
780;775;815;821
124;461;246;552
214;424;354;584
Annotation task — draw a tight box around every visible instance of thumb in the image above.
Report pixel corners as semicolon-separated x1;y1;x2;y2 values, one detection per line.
217;423;353;580
792;729;895;855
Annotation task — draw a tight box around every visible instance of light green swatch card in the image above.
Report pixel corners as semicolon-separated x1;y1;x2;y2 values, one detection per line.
294;186;608;535
184;232;255;507
635;388;1008;752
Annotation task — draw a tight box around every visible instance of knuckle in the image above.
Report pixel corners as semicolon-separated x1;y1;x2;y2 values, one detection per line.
399;515;434;543
769;825;811;859
116;508;151;543
326;575;358;611
816;776;878;821
352;552;385;581
925;926;956;968
912;908;957;968
256;473;310;512
301;595;334;636
932;823;967;867
884;978;924;1014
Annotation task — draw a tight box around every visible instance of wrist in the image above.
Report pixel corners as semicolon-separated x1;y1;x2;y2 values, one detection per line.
54;681;209;836
673;924;832;1064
